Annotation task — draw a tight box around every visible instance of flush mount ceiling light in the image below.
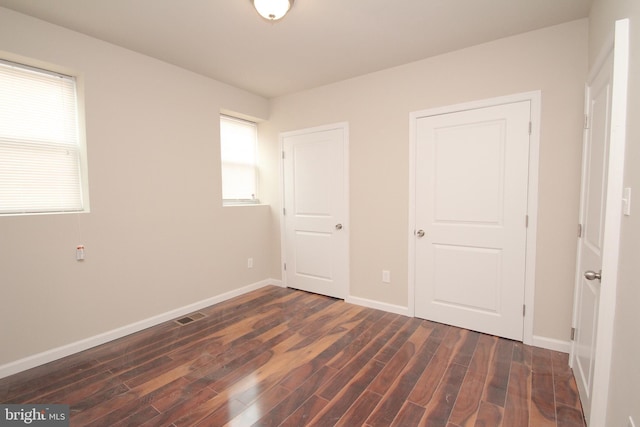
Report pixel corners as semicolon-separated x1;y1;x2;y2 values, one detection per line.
252;0;294;21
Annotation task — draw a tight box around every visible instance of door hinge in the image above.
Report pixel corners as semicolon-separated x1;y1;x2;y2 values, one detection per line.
528;121;532;135
523;304;526;316
283;207;286;215
571;327;576;341
282;151;285;159
578;223;583;238
584;114;589;130
525;215;529;228
283;263;287;271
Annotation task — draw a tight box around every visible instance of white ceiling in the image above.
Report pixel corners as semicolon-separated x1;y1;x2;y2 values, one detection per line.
0;0;591;98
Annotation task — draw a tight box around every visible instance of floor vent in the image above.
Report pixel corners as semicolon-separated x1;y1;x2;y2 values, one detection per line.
174;312;206;326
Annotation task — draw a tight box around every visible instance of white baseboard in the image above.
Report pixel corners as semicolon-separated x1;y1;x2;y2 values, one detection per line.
267;279;285;288
532;335;571;353
0;278;283;380
345;295;410;316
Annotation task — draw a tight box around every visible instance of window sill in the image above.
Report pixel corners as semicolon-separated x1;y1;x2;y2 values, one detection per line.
222;201;269;207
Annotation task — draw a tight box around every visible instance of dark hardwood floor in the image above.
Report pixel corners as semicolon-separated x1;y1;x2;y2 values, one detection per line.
0;285;585;426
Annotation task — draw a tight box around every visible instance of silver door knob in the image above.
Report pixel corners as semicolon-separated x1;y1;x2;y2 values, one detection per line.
416;229;425;238
335;224;343;230
584;270;602;281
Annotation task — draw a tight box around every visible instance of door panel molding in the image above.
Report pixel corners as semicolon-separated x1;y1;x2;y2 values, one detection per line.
408;91;541;345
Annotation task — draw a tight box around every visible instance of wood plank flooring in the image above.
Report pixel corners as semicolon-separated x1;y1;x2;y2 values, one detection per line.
0;286;586;426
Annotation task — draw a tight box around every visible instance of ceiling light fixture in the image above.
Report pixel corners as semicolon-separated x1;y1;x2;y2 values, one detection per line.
252;0;294;21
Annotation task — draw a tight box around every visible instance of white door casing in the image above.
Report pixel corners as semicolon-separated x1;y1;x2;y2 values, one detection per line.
410;93;540;343
281;123;349;299
570;19;629;426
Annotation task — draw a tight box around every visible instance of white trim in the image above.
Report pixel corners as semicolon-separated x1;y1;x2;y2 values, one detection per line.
278;128;286;286
279;121;350;139
524;94;541;346
279;122;350;299
532;336;572;354
346;296;410;316
408;91;541;345
589;19;629;427
267;279;285;288
408;113;417;317
0;279;283;379
569;81;591;367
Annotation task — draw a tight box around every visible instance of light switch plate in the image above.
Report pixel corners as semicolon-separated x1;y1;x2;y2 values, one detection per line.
382;270;391;283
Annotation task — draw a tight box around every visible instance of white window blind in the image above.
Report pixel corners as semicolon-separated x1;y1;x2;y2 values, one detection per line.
220;115;258;204
0;59;84;214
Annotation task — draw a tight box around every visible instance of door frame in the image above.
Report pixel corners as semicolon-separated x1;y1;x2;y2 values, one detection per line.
569;19;629;427
408;91;541;346
279;122;350;297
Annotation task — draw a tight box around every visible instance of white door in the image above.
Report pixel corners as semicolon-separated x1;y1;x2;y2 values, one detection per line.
414;101;531;341
281;124;348;299
571;20;630;426
571;49;612;423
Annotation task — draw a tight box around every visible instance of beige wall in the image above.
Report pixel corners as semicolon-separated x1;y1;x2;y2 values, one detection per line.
262;20;588;342
0;8;270;366
589;1;640;426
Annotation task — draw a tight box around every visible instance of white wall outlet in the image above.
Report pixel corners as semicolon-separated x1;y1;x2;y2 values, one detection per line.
247;257;253;269
76;245;85;261
382;270;391;283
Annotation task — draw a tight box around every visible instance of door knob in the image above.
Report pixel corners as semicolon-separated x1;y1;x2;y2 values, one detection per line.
584;270;602;281
416;229;425;238
335;224;343;230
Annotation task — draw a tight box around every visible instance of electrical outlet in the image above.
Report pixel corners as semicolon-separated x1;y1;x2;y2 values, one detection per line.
76;245;85;261
247;258;253;269
382;270;391;283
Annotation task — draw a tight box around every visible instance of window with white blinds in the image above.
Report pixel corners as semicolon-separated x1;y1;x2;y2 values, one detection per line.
220;115;259;204
0;59;86;215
